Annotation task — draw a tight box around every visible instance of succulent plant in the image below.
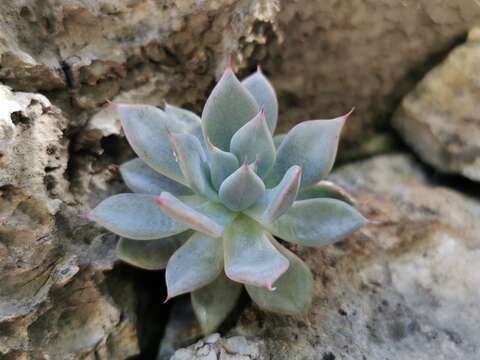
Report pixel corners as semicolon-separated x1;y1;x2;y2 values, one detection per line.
87;66;366;334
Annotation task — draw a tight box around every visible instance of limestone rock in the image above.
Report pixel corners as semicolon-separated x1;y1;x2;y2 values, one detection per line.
0;84;139;359
171;334;266;360
174;154;480;359
393;28;480;181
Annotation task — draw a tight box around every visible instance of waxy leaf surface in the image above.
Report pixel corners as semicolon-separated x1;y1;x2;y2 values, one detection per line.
191;272;242;334
202;68;258;151
166;232;223;299
89;193;188;240
224;216;289;289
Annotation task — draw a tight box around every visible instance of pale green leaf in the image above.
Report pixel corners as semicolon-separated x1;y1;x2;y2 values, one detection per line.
218;162;265;211
242;68;278;133
207;140;239;190
116;231;191;270
191;272;242;334
265;112;352;188
263;198;366;247
115;103;185;184
262;165;302;222
155;192;225;238
297;181;357;206
224;216;289;289
230;110;276;177
168;131;217;200
120;158;192;195
89;193;188;240
166;232;223;299
201;68;258;151
246;239;313;315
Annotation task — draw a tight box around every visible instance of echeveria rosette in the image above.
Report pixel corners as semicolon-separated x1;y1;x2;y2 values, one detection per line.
87;66;366;334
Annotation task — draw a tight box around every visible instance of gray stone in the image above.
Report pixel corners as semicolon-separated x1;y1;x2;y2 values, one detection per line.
171;335;265;360
394;28;480;181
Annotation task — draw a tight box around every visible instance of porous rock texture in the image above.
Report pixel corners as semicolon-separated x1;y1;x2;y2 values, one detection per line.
173;154;480;360
0;84;140;359
1;0;480;359
1;1;480;156
393;27;480;182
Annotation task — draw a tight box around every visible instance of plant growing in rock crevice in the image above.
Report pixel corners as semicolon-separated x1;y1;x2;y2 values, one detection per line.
87;66;366;334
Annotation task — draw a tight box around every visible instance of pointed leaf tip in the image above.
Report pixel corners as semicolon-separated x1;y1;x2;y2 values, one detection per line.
265;113;347;188
166;131;216;199
115;103;185;184
261;165;302;222
208;142;239;190
230;110;275;177
218;163;265;212
242;69;278;133
246;239;313;316
89;193;188;240
202;68;258;151
155;192;224;238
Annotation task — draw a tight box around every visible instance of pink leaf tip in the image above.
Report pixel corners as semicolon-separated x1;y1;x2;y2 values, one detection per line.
79;211;91;220
154;194;166;207
107;100;119;111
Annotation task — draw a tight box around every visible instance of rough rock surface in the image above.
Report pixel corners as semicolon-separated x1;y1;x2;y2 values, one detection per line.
0;84;140;359
393;28;480;181
173;154;480;359
1;1;479;156
171;334;266;360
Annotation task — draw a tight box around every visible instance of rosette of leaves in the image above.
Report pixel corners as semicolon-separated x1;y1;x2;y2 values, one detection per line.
87;66;366;334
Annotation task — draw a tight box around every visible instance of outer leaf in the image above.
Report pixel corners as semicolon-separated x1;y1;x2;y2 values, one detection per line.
168;131;217;200
116;231;191;270
246;238;313;315
88;194;188;240
242;68;278;133
230;110;276;177
273;134;286;149
265;111;352;188
166;232;223;299
208;140;239;190
191;272;242;334
120;158;192;195
201;68;259;151
224;216;289;289
263;198;366;247
115;104;185;184
218;162;265;211
262;165;302;222
155;192;224;238
165;103;208;152
297;181;357;206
